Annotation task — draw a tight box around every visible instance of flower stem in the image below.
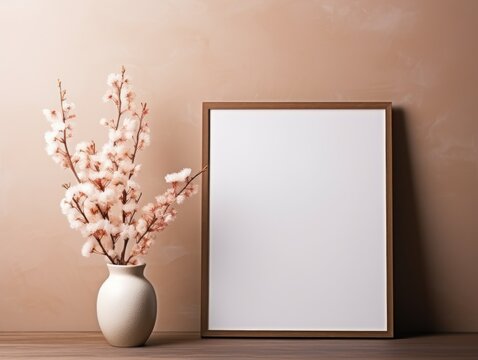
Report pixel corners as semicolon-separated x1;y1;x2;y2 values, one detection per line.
57;80;81;184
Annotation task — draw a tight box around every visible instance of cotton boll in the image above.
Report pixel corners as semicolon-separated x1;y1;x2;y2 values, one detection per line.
65;185;79;202
52;154;63;164
89;170;108;181
108;129;123;142
131;164;141;177
176;195;185;205
100;118;110;127
77;171;88;182
142;203;155;214
121;88;135;103
45;142;59;156
165;168;191;183
75;141;90;152
122;202;137;213
136;218;148;234
123;117;138;132
115;144;130;159
70;219;84;230
138;132;151;148
98;188;116;205
81;238;95;257
155;195;167;205
60;199;72;214
102;142;115;156
101;219;114;234
43;109;59;122
51;121;66;132
164;213;175;223
78;182;96;197
100;158;113;171
127;180;139;191
44;130;58;143
107;73;122;86
62;101;75;111
127;225;137;239
119;162;135;174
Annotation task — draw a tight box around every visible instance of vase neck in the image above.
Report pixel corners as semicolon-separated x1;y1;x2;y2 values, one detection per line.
107;263;146;277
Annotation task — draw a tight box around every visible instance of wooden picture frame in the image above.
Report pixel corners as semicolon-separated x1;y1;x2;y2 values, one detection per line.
201;102;393;338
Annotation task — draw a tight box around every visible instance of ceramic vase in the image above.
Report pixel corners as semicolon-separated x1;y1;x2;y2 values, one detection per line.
97;263;157;347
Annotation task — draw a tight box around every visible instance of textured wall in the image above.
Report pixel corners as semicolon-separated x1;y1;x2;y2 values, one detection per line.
0;0;477;333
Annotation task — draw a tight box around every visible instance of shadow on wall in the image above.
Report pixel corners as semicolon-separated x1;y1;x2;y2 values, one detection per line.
393;108;436;336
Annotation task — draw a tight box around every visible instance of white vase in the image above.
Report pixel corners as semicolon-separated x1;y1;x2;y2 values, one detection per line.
97;263;157;347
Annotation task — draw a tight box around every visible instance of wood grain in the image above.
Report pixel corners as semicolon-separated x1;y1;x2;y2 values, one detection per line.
0;332;477;359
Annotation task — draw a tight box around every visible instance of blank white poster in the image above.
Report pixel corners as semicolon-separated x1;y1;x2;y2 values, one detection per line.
208;108;388;331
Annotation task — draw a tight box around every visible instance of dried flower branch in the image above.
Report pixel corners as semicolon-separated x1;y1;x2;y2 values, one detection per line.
44;67;205;265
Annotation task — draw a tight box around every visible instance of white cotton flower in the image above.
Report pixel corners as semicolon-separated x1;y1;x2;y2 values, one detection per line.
60;199;71;214
81;238;96;257
98;188;116;205
66;209;77;224
121;88;135;102
107;73;122;86
51;121;66;131
102;89;116;103
123;117;138;132
139;132;151;148
44;130;58;144
132;164;141;175
77;171;88;182
62;101;75;111
70;219;84;230
136;218;148;233
75;141;90;152
89;170;107;181
119;224;137;241
52;155;63;164
123;202;137;213
102;142;115;155
165;168;191;183
42;109;59;122
114;144;130;159
100;158;113;171
78;182;96;197
164;214;175;223
65;185;79;201
119;162;135;174
142;203;155;213
83;198;98;215
127;179;139;191
86;220;111;235
176;194;186;205
45;142;58;156
108;129;123;142
110;171;126;186
155;195;167;205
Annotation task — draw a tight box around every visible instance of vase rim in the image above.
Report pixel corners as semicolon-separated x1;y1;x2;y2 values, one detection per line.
106;263;146;268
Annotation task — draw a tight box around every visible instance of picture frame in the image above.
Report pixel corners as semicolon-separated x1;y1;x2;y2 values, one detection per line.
201;102;393;338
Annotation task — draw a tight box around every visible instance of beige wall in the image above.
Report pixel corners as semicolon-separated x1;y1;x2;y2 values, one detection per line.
0;0;477;333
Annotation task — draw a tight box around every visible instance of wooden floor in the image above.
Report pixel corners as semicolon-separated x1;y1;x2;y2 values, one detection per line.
0;332;477;359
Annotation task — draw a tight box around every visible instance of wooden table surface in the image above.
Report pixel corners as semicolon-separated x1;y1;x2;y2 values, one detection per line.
0;332;477;359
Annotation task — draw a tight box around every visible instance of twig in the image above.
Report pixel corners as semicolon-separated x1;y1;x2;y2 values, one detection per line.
57;80;81;184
